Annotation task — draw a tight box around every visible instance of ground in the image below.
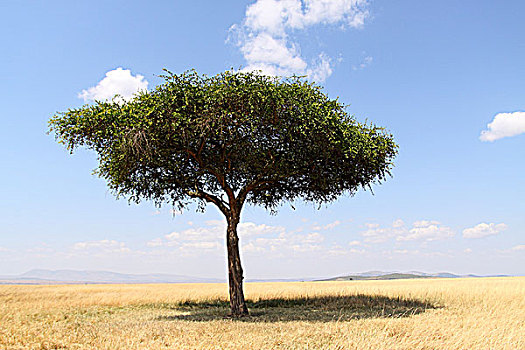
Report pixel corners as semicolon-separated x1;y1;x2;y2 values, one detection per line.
0;277;523;349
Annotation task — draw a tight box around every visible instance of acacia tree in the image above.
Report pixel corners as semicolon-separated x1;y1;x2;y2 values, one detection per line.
49;70;397;316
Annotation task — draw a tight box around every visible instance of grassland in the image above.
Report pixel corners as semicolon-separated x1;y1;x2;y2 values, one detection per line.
0;277;523;349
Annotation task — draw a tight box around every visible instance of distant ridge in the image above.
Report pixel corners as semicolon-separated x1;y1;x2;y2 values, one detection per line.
317;271;511;281
0;269;224;285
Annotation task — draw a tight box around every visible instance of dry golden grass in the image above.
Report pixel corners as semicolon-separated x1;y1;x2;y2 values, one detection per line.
0;277;523;349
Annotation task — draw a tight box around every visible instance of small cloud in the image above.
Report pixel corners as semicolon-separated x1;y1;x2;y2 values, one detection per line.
352;55;373;70
146;222;226;255
26;243;54;253
349;248;365;254
78;67;148;102
165;231;180;240
246;229;325;255
480;111;525;142
400;220;454;242
146;238;163;247
464;248;473;253
324;220;341;230
240;33;307;75
238;222;285;237
361;221;400;243
303;232;324;243
312;220;341;231
180;241;221;250
243;242;266;253
306;53;333;83
348;240;361;246
511;244;525;251
392;219;404;228
73;239;130;253
327;245;347;256
462;223;507;239
362;219;454;243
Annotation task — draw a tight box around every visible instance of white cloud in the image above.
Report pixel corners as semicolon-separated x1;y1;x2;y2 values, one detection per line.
349;248;365;254
145;222;225;255
250;231;324;253
480;111;525;142
392;219;405;228
462;223;507;239
511;244;525;251
353;55;373;70
146;238;163;247
244;0;295;35
324;220;341;230
157;221;223;248
26;243;54;253
383;249;449;258
362;219;455;243
312;220;341;231
78;67;148;102
73;239;130;253
165;231;180;240
326;245;347;256
361;220;404;243
325;244;365;256
243;242;267;253
240;33;307;76
230;0;369;82
400;220;455;241
239;222;286;237
180;241;221;250
306;53;333;83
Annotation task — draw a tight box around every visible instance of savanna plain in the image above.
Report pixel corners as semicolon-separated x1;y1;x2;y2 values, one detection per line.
0;277;523;349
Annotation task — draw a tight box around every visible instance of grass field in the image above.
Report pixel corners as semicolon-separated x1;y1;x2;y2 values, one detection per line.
0;277;523;349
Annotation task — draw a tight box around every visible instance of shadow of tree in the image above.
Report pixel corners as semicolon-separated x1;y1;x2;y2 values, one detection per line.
155;294;437;322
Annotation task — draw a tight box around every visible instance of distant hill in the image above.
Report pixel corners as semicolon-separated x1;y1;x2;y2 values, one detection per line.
319;273;434;281
316;271;509;281
0;269;224;284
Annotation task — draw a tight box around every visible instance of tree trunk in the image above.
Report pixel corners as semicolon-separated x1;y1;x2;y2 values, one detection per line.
226;214;249;317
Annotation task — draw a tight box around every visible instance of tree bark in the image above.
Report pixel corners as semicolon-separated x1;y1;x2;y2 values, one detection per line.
226;213;249;316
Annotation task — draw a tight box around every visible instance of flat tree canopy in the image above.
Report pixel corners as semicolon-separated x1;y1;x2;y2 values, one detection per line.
49;69;398;316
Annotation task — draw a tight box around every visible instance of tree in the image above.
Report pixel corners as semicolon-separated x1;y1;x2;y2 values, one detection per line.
49;69;398;317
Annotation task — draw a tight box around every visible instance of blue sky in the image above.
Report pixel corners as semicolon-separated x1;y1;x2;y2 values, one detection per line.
0;0;523;278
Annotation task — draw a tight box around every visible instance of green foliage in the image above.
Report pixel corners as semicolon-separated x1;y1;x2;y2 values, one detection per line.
49;69;397;215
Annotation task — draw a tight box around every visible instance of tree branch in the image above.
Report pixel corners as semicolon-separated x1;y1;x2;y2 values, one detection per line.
187;189;230;216
237;179;275;208
186;148;236;206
